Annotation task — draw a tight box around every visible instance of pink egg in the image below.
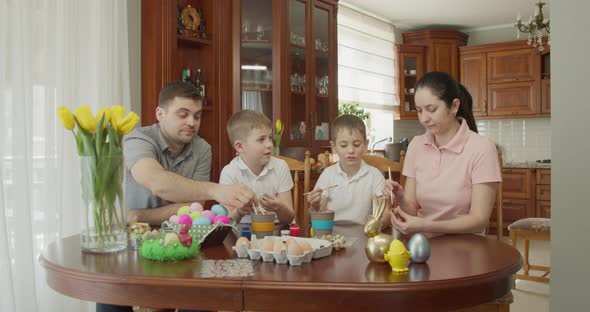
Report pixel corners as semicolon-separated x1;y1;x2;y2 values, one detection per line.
178;214;192;225
201;210;216;222
213;215;230;224
169;215;180;224
190;202;204;212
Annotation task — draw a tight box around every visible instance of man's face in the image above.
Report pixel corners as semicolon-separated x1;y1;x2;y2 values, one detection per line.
156;97;203;146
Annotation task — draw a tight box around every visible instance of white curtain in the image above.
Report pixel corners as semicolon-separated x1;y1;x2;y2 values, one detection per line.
241;91;263;112
0;1;130;311
337;4;396;149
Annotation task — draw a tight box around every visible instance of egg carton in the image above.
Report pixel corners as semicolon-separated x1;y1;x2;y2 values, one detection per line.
233;236;332;266
161;221;237;248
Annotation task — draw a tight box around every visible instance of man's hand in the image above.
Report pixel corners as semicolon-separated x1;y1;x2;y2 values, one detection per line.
213;184;259;213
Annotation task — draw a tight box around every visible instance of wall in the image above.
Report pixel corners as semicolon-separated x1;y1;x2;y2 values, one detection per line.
393;25;551;163
551;0;590;310
394;118;551;163
127;0;142;121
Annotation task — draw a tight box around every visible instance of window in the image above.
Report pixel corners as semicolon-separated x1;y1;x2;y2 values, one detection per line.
337;5;397;149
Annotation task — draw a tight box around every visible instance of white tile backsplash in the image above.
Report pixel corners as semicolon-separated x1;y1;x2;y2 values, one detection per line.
393;118;551;163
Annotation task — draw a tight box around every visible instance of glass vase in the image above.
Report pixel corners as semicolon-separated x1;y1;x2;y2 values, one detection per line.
80;155;127;252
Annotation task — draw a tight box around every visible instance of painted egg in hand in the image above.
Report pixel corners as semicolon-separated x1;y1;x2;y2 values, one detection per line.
211;204;228;216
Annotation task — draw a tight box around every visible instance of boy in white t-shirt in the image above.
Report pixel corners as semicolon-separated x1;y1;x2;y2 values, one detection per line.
220;110;294;225
307;115;386;225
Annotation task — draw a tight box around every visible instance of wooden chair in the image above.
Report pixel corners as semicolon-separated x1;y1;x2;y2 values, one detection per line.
488;148;504;241
509;218;551;284
362;150;406;187
273;151;311;229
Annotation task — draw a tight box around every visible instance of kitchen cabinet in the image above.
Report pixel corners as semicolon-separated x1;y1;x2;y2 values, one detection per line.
459;39;548;119
491;167;551;235
233;0;338;158
395;45;425;119
536;169;551;218
395;30;467;120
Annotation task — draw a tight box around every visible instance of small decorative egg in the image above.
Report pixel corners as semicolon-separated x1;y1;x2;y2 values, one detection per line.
177;205;190;216
216;215;231;224
192;216;211;225
261;239;274;252
408;233;430;263
163;232;179;246
297;240;313;253
201;210;216;222
211;204;228;216
235;236;251;249
169;215;180;224
190;202;204;212
287;242;303;256
178;214;192;225
190;211;201;220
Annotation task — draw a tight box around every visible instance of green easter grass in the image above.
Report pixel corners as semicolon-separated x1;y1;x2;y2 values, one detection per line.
140;238;200;261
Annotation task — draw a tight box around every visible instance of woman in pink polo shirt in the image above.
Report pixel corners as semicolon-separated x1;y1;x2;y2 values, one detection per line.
384;71;501;236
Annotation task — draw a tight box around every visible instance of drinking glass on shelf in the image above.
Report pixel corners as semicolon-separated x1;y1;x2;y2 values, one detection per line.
256;24;264;40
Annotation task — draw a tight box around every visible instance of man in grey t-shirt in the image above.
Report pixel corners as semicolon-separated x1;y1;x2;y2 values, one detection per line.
123;81;258;225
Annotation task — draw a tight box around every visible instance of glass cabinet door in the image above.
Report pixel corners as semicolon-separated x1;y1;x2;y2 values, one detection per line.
240;0;274;120
313;4;331;143
287;0;310;145
398;47;424;118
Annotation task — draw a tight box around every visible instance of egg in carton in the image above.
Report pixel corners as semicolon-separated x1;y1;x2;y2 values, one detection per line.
232;236;250;258
273;241;289;264
260;237;277;262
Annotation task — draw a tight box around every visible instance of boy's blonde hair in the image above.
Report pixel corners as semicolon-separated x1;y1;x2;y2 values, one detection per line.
331;114;367;142
226;110;272;145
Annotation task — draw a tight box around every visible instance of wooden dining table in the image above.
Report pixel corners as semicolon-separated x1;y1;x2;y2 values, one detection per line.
40;225;522;312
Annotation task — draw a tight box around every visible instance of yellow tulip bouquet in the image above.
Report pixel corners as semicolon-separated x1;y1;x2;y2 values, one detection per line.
57;105;139;252
273;119;283;155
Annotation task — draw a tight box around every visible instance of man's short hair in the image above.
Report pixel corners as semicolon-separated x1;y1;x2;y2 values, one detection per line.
226;110;272;145
158;81;202;108
331;114;367;141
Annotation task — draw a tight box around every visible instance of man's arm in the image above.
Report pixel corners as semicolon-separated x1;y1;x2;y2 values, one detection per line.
131;158;258;212
127;202;189;226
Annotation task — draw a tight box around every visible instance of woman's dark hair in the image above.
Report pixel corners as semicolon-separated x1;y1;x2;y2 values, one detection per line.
415;71;478;133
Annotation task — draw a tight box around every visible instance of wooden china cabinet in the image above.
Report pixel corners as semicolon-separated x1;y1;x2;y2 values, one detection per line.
395;30;467;119
232;0;338;159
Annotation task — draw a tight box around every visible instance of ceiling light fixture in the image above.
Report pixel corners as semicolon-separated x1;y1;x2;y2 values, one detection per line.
241;65;268;71
515;1;550;52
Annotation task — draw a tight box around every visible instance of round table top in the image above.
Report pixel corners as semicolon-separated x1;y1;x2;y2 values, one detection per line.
40;225;522;311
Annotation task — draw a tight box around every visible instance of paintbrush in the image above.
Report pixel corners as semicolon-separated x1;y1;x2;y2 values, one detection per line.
302;184;339;196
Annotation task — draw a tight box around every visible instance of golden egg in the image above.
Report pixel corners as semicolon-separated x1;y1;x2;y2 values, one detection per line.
235;237;250;249
287;242;303;256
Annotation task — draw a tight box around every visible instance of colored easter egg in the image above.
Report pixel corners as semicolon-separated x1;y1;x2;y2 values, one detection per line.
177;205;190;216
213;215;230;224
192;216;211;225
190;211;201;220
201;210;216;222
178;214;192;225
169;215;180;224
190;202;204;212
211;204;228;216
408;233;430;263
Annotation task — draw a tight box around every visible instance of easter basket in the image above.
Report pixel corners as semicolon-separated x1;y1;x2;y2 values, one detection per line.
161;221;237;248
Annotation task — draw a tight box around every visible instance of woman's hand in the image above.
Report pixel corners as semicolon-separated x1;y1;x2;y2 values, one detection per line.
383;179;404;207
390;207;426;235
306;189;323;211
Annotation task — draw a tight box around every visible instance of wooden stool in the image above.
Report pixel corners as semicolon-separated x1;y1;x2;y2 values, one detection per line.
508;218;551;284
